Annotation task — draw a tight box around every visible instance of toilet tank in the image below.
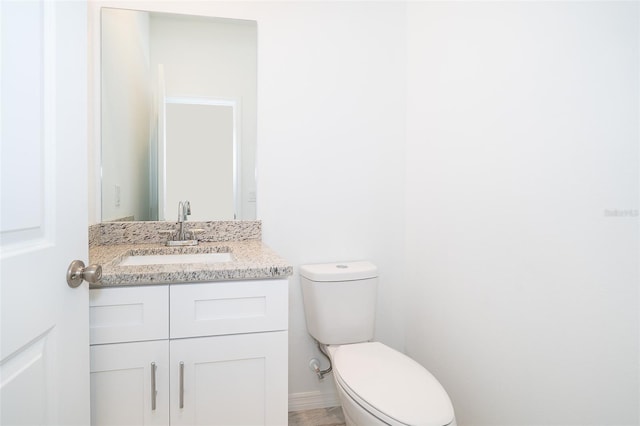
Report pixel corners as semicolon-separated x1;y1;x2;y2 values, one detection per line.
300;261;378;345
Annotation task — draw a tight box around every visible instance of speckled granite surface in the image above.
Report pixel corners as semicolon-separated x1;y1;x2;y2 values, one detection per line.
89;221;292;287
90;240;292;287
90;220;261;246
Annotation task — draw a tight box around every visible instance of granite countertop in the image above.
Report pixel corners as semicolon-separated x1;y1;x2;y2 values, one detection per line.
90;240;293;287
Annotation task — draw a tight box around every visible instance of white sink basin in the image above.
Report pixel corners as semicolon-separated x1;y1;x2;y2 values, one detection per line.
120;252;233;266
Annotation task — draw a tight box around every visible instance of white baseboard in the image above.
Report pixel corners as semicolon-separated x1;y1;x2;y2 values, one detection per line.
288;391;341;412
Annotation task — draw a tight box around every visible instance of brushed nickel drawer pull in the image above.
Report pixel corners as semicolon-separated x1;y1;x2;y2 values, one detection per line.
179;361;185;409
151;362;157;410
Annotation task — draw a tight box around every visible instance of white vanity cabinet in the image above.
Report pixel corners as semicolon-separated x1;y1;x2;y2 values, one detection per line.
89;279;288;426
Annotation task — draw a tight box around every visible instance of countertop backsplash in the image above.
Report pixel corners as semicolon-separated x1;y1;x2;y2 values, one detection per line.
89;220;261;247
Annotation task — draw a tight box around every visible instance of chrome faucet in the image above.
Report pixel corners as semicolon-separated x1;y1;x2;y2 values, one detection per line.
177;200;191;240
161;200;202;246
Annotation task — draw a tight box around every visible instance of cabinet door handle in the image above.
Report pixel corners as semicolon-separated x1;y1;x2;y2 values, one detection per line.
151;362;157;411
179;361;185;409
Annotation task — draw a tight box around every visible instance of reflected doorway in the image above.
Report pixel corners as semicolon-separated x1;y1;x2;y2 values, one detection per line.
159;97;240;221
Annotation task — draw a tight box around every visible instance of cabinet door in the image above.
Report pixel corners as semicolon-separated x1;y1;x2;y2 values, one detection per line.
170;331;288;426
91;341;169;426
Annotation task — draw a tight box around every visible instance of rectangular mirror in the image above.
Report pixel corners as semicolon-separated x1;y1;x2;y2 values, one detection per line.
100;8;257;222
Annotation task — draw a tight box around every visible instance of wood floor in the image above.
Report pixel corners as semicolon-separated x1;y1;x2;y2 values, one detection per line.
288;406;346;426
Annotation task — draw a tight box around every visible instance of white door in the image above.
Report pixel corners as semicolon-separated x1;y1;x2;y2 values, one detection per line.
0;1;89;425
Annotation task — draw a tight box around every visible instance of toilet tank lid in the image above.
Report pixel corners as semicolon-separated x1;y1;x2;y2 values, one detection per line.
299;261;378;281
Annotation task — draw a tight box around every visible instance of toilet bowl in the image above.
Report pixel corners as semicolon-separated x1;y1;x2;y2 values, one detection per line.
329;342;456;426
300;261;456;426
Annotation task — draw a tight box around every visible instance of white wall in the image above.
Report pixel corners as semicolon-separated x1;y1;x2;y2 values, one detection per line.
253;2;408;407
101;9;152;221
405;2;639;425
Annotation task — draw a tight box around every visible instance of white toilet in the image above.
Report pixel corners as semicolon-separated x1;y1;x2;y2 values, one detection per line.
300;261;456;426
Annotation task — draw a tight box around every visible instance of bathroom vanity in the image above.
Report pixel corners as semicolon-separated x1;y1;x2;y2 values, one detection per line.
88;221;292;426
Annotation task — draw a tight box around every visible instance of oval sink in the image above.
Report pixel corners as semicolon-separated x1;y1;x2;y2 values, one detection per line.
119;252;233;266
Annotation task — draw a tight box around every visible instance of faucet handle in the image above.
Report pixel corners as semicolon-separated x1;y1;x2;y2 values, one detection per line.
159;229;177;241
188;228;204;240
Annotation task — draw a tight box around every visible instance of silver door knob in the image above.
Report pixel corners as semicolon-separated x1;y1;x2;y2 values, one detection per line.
66;260;102;288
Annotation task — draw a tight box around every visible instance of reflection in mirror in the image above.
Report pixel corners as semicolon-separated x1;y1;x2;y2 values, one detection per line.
163;98;237;221
101;8;257;222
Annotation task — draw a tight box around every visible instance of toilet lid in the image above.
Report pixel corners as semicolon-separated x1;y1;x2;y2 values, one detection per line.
332;342;454;426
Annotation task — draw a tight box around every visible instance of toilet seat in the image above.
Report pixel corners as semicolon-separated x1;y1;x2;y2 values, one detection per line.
331;342;455;426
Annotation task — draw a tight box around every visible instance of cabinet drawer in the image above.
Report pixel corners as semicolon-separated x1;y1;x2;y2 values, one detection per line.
170;279;288;339
90;286;169;345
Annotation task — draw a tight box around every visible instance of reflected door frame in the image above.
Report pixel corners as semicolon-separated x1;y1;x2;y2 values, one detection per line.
158;96;241;221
